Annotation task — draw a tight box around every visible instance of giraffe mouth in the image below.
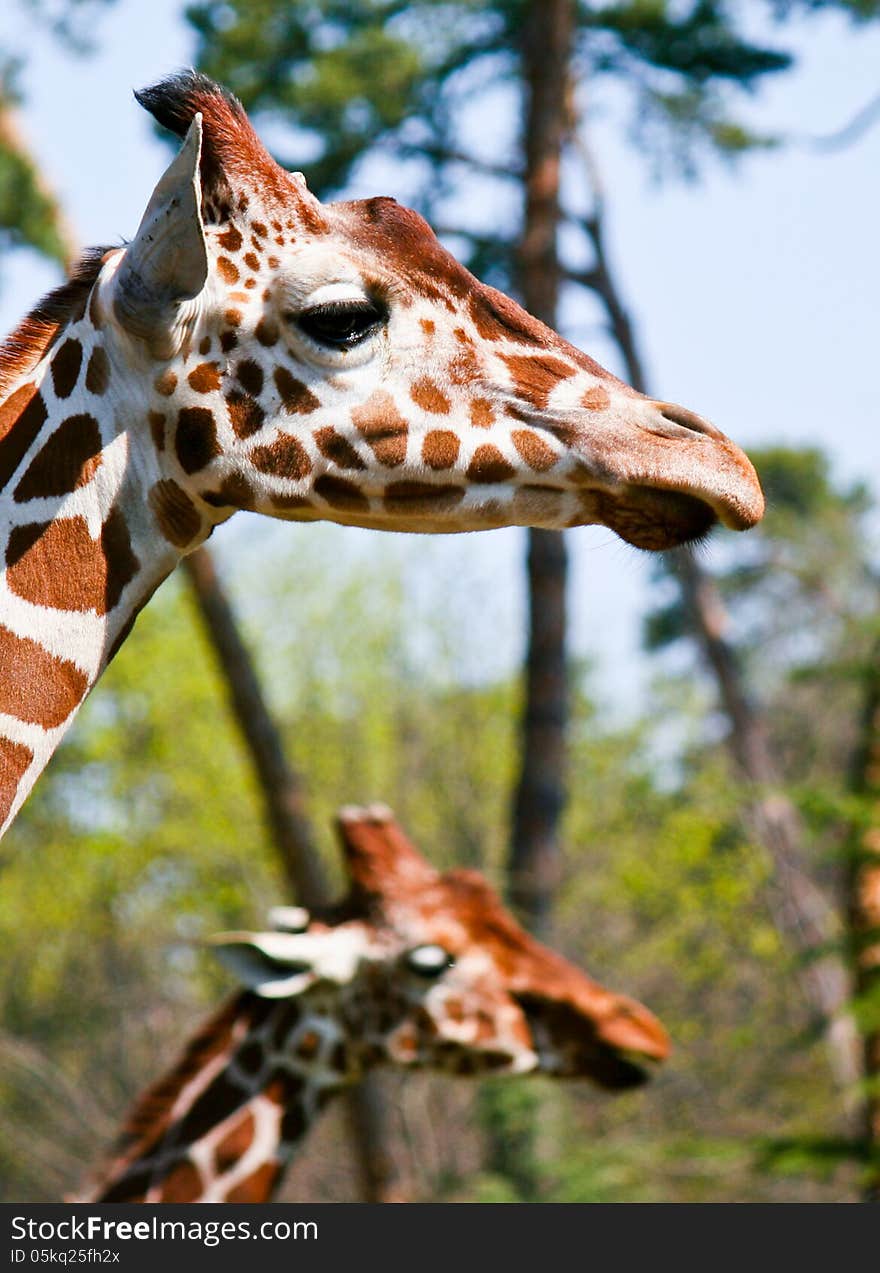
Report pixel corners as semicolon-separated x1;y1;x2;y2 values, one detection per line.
517;1000;660;1089
517;990;669;1088
580;486;718;551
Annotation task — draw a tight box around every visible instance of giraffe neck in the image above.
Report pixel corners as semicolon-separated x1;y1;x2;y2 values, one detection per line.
87;992;354;1204
0;286;212;837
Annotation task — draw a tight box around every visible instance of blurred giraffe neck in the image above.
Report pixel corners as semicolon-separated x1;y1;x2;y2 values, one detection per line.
86;993;353;1203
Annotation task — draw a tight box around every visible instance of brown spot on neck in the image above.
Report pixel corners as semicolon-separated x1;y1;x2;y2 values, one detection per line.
466;444;515;484
149;480;204;548
314;473;368;512
314;427;366;471
226;390;265;439
148;411;166;452
383;481;464;514
511;429;559;472
219;224;243;252
6;510;139;615
13;413;102;502
176;407;221;474
201;473;256;510
250;433;311;480
187;362;222;394
469;399;495;429
422;430;460;470
225;1161;280;1203
154;369;178;397
50;337;83;399
158;1160;203;1203
214;1110;256;1173
255;318;278;347
235;360;264;397
0;738;33;826
0;625;89;728
581;385;611;411
217;257;240;284
0;385;47;490
85;346;110;396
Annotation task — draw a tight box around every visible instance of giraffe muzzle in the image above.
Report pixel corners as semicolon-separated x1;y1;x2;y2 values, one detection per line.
636;399;766;535
566;397;765;549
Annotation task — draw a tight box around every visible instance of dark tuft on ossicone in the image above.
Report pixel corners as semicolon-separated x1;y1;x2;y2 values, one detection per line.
134;71;303;216
134;70;246;139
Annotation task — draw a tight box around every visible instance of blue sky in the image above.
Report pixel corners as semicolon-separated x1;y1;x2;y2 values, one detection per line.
1;0;877;713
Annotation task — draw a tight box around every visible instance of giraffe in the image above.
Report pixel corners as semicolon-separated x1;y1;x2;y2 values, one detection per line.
0;72;765;838
79;805;669;1203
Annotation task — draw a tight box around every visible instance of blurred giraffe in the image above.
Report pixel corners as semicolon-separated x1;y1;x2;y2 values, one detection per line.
81;805;668;1203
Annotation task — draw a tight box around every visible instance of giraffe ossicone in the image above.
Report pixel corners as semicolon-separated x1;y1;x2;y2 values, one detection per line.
82;806;669;1204
0;71;764;838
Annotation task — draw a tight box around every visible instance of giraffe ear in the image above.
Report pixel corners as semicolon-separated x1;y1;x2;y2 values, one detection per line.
209;931;316;999
113;115;208;356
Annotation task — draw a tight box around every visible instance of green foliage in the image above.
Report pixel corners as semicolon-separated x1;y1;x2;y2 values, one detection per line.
592;1;791;83
183;0;810;286
0;127;68;263
0;67;70;266
477;1079;545;1199
186;0;510;198
0;2;119;272
647;447;877;683
0;528;860;1201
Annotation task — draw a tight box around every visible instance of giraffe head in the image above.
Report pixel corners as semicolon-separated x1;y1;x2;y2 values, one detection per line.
213;806;669;1089
98;71;762;553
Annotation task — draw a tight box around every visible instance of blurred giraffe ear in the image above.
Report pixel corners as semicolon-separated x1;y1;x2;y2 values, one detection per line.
208;931;315;999
113;115;208;356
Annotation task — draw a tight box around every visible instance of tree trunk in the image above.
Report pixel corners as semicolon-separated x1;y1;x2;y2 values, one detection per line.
482;0;574;1202
507;0;574;941
509;530;568;933
846;633;880;1198
182;547;401;1203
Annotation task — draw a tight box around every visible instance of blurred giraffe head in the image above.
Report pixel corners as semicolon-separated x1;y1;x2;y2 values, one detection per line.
214;805;669;1088
96;71;763;553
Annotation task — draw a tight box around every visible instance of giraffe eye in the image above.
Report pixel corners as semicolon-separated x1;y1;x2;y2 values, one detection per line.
295;298;387;349
406;945;455;977
267;906;310;933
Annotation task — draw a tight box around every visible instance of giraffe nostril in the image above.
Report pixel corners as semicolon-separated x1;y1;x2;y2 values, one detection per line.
652;401;724;440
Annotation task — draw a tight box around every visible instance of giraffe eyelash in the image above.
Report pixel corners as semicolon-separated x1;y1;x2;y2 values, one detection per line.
290;298;388;350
